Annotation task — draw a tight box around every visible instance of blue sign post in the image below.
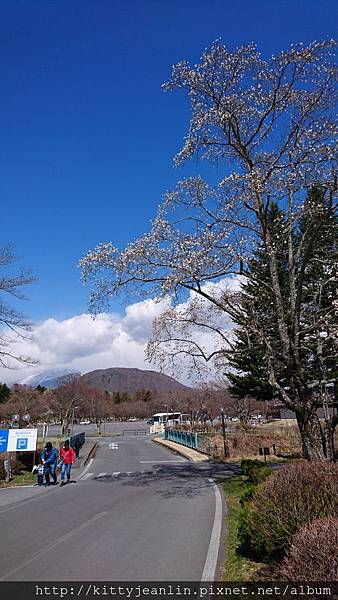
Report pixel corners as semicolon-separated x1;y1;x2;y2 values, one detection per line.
0;430;9;453
0;428;37;452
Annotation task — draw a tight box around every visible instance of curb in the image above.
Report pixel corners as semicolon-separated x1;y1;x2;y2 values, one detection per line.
153;437;210;463
83;442;98;467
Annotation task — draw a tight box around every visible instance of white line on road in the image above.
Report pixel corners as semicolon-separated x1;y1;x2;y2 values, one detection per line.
81;473;93;481
201;478;223;582
97;473;107;477
0;511;108;581
112;472;120;476
78;458;93;481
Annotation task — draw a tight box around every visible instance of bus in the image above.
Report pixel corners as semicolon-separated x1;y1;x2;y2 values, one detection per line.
148;412;191;428
149;412;181;425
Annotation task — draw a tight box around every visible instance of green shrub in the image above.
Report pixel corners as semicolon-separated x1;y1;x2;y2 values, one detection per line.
240;459;273;484
238;499;254;551
280;517;338;581
240;459;264;476
246;461;338;558
249;465;273;485
238;466;273;551
239;485;256;506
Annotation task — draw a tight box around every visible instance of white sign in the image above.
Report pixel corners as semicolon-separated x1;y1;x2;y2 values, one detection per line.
7;429;37;452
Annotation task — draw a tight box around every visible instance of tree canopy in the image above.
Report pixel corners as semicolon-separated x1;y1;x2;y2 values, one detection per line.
81;40;337;459
0;244;35;368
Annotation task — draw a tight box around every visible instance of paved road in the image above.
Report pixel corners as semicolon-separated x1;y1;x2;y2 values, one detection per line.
0;434;233;582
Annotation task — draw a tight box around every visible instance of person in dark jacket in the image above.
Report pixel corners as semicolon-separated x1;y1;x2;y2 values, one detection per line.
41;442;58;486
60;440;75;486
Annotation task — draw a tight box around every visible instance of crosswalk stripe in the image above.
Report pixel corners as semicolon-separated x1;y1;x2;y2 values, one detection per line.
81;471;141;481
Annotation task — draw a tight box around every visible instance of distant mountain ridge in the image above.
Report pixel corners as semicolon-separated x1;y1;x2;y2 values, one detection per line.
17;368;80;389
80;367;190;394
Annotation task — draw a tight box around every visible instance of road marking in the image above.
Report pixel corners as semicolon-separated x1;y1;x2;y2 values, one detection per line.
81;472;93;480
201;478;223;582
139;460;185;463
78;458;93;480
112;472;120;476
0;511;108;580
97;472;107;477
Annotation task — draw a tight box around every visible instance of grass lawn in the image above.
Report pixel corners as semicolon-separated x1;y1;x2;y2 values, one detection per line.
221;476;266;581
259;419;298;429
0;469;36;488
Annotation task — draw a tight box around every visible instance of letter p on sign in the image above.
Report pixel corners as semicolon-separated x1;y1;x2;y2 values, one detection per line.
16;438;28;450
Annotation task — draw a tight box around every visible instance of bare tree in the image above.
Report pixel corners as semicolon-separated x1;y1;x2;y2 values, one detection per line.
1;384;46;427
81;40;337;459
0;244;36;368
47;376;87;435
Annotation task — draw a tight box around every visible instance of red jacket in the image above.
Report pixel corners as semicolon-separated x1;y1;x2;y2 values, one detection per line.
61;447;75;465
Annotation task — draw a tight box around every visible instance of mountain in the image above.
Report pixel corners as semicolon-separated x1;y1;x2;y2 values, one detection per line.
17;368;80;389
80;367;190;394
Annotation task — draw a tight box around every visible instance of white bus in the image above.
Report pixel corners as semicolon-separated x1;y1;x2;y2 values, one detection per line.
149;412;181;425
148;412;191;433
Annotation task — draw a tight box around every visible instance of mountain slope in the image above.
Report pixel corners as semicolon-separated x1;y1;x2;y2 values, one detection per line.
17;368;80;389
80;367;189;394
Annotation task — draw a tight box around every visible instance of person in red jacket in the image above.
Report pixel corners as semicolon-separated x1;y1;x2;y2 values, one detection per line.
60;440;75;486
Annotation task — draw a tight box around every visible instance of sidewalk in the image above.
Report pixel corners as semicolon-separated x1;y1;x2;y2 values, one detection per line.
153;437;210;462
71;439;97;471
0;439;97;509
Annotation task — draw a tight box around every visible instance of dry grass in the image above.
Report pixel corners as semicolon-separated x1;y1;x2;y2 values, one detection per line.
210;424;302;461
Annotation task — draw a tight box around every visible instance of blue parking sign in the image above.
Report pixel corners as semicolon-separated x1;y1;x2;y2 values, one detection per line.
0;430;9;452
16;438;28;450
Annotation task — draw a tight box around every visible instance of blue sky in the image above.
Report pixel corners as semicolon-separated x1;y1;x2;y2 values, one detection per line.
1;0;336;323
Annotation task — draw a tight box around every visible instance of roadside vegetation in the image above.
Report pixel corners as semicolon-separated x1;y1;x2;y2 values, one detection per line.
222;461;338;582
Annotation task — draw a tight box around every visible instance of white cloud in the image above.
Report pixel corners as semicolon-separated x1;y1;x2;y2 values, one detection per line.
0;298;174;384
0;278;239;385
122;297;170;343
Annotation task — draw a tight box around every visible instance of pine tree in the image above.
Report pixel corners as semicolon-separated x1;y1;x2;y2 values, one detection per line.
227;187;338;458
0;382;10;403
227;202;288;403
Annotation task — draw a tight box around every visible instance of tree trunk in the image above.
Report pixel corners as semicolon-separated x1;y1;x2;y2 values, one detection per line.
61;416;70;436
295;409;326;460
323;420;336;462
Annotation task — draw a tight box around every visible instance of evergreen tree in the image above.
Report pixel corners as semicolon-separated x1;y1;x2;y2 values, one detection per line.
227;202;288;402
0;382;10;403
227;187;338;458
35;384;46;394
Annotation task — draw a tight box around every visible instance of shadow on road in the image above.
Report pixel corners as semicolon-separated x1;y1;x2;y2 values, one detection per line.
94;462;241;499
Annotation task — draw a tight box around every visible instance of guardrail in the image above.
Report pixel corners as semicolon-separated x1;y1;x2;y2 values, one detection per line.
63;431;85;449
123;429;147;436
165;429;198;450
165;429;215;455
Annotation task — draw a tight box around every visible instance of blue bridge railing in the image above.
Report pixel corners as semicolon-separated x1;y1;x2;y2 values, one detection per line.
165;429;215;455
165;428;198;450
